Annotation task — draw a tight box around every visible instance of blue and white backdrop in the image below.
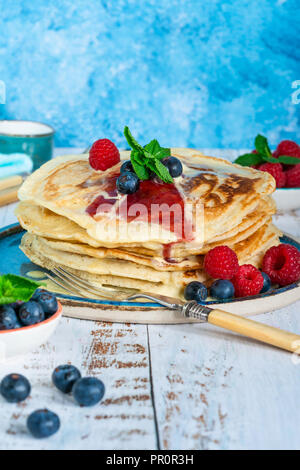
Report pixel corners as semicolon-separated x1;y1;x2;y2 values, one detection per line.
0;0;299;149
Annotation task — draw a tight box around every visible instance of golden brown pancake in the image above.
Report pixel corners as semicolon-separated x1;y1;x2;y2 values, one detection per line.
18;149;275;246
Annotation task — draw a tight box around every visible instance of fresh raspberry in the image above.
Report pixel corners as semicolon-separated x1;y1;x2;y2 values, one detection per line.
262;244;300;286
258;162;286;188
89;139;120;171
273;140;300;160
232;265;264;298
204;246;239;280
285;163;300;188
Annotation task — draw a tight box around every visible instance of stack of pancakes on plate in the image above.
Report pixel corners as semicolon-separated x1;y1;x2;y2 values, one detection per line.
16;148;281;300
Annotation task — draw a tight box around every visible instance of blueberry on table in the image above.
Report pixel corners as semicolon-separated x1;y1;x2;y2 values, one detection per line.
260;272;271;293
184;281;208;302
19;301;45;326
210;279;235;300
162;156;183;178
27;409;60;439
0;373;31;403
32;289;58;317
72;377;105;407
120;160;134;174
0;305;18;330
52;364;81;394
116;172;140;194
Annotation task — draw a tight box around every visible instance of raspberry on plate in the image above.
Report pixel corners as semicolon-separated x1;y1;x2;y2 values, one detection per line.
285;163;300;188
89;138;120;171
232;264;264;298
262;244;300;286
258;162;286;188
204;246;239;280
273;140;300;159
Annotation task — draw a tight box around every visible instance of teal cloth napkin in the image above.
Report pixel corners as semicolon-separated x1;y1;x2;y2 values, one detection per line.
0;153;33;178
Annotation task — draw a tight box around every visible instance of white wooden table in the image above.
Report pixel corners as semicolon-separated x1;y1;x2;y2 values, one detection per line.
0;149;300;450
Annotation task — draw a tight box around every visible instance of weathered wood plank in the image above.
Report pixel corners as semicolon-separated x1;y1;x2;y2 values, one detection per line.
149;300;300;450
0;318;156;450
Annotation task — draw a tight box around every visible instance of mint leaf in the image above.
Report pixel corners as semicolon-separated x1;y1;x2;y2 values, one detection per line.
144;140;170;160
0;274;41;305
144;139;161;155
131;156;149;180
272;155;300;165
153;160;174;183
124;126;173;183
255;134;272;157
234;153;263;167
124;126;144;153
154;148;171;160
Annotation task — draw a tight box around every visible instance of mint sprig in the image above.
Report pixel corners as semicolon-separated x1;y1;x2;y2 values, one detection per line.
0;274;42;305
124;127;173;183
235;134;300;167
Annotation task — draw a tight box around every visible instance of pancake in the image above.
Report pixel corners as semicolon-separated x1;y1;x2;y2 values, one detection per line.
20;225;281;301
20;233;208;300
16;196;276;259
18;149;275;246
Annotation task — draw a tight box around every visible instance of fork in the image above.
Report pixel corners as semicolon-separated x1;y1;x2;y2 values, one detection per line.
45;266;300;354
45;266;137;300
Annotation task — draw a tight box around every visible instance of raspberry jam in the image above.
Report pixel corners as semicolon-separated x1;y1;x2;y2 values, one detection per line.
86;177;193;243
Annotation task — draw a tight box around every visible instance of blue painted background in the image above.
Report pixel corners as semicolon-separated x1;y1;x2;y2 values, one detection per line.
0;0;299;149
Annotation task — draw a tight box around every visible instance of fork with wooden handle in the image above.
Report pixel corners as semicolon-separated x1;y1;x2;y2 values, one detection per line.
0;175;23;207
128;293;300;354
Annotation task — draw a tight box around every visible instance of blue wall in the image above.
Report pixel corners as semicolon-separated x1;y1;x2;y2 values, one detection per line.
0;0;299;149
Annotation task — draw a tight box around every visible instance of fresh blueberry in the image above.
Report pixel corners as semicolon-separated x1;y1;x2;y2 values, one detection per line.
0;373;31;403
0;305;18;330
72;377;105;407
260;272;271;293
19;301;45;326
32;289;58;317
120;160;134;174
52;364;81;394
184;281;208;302
116;172;140;194
27;409;60;439
210;279;235;300
14;321;23;329
162;156;183;178
10;301;24;312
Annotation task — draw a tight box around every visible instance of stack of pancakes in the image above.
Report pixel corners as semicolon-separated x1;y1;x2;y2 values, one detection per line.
16;148;281;300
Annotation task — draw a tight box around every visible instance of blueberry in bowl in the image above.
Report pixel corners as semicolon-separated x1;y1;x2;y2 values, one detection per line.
32;289;58;317
19;301;45;326
0;286;62;359
0;305;18;330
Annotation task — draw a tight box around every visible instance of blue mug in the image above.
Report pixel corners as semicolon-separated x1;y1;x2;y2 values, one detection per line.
0;120;55;171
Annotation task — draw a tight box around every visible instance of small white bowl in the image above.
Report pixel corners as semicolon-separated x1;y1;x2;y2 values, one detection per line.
273;188;300;211
0;302;62;361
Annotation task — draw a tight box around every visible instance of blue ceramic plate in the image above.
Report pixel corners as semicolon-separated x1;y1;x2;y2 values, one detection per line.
0;223;299;323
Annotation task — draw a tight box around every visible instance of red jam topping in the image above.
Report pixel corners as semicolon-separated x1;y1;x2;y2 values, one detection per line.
86;175;194;255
